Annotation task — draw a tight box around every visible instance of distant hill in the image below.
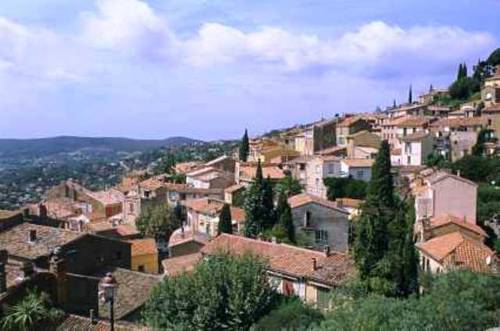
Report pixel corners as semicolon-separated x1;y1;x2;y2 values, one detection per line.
0;136;203;157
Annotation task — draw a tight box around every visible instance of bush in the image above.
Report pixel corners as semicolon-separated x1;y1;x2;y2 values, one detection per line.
143;253;278;331
323;178;367;201
313;271;500;331
251;297;323;331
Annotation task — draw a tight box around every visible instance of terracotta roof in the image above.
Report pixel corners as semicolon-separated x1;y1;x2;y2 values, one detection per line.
483;105;500;113
386;116;430;127
129;238;158;256
56;315;148;331
335;198;363;209
391;148;402;156
341;158;374;168
288;193;348;214
239;164;285;180
168;226;209;248
182;198;245;222
0;209;22;220
429;214;487;237
316;146;347;156
174;161;202;174
416;232;493;273
201;234;354;286
95;267;161;320
224;184;245;193
86;190;122;206
0;223;84;260
430;117;487;128
337;116;363;128
162;253;201;277
401;131;430;142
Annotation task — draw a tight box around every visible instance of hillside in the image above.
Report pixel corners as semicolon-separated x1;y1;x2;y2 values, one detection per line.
0;136;203;157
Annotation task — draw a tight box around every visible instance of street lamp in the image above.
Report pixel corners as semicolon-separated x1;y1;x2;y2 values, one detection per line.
99;272;118;331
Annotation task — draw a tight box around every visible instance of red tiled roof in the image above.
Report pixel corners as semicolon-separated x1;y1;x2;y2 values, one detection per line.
429;214;487;237
416;232;493;273
201;234;354;286
224;184;245;193
401;131;430;142
335;198;363;209
168;227;209;248
337;116;363;128
239;164;285;180
483;105;500;113
430;117;487;128
129;238;158;256
162;253;201;277
341;158;374;168
288;193;348;214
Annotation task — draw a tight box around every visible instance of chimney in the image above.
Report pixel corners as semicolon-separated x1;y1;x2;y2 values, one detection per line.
89;309;97;325
457;170;461;177
21;261;35;279
0;250;7;294
311;258;317;271
28;229;37;243
50;247;68;305
323;245;330;257
271;237;277;244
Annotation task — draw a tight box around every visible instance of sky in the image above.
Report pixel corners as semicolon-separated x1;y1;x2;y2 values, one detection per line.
0;0;499;140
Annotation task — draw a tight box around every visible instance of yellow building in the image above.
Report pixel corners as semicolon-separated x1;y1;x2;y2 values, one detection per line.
129;238;159;274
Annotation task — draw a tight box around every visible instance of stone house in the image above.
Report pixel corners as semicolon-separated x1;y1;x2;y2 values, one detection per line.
288;193;350;252
482;66;500;108
411;170;477;223
128;238;159;274
235;162;285;186
400;131;434;166
345;130;381;159
201;234;354;310
304;156;341;198
339;159;374;181
483;105;500;136
381;116;431;149
336;117;371;146
186;167;234;190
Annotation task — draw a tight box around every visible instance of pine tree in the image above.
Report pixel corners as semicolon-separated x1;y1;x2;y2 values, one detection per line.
408;85;413;104
239;129;250;162
353;140;395;286
218;203;233;235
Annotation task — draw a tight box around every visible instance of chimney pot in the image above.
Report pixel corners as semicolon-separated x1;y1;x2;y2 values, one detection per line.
311;257;317;271
28;229;37;243
323;245;330;257
271;237;277;244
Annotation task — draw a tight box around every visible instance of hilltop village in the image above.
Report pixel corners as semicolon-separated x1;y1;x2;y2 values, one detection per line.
1;62;500;330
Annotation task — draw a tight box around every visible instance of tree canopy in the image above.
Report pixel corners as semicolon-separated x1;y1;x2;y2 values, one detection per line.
239;129;250;162
136;202;180;241
143;253;278;331
218;203;233;235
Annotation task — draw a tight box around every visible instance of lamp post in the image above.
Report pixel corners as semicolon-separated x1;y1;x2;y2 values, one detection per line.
99;272;118;331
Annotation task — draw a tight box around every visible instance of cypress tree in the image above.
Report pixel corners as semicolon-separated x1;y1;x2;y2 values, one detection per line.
239;129;250;162
408;85;413;104
262;175;276;229
276;192;295;243
393;99;397;108
353;140;395;286
463;62;468;78
429;84;433;93
218;203;233;235
243;160;266;237
457;63;464;80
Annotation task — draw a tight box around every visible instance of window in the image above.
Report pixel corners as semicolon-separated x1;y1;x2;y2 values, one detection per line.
405;142;412;154
355;170;363;180
407;156;411;164
315;229;328;244
138;265;145;273
129;203;134;213
327;163;334;175
317;287;331;310
299;164;306;171
304;211;312;227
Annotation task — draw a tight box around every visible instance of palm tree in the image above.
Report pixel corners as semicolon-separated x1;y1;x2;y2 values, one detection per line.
1;289;63;331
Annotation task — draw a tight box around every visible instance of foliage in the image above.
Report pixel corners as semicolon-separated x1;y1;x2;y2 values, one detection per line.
239;129;250;162
486;47;500;66
143;253;278;331
449;76;479;100
251;297;323;331
424;152;449;168
478;184;500;251
218;203;233;235
274;173;303;198
472;129;495;156
153;153;176;175
262;176;276;228
451;155;500;183
136;202;180;241
243;161;272;237
314;271;500;331
323;177;367;201
275;192;295;243
1;289;63;331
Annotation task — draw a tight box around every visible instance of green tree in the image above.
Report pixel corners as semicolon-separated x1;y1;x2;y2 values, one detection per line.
353;140;395;292
274;192;295;243
262;175;276;229
1;289;63;331
487;48;500;66
239;129;250;162
143;253;278;331
274;172;303;198
472;129;494;156
136;202;180;241
408;84;412;104
218;203;233;235
243;160;267;237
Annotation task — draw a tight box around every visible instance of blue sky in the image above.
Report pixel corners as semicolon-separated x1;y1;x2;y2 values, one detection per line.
0;0;498;140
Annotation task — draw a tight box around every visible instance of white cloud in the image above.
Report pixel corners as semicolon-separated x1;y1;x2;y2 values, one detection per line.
181;21;495;73
81;0;171;52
